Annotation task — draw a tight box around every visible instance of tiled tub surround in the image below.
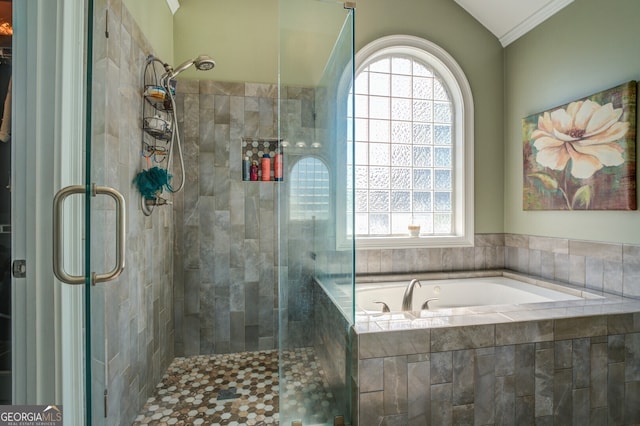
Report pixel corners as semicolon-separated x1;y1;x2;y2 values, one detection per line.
342;272;640;425
504;234;640;299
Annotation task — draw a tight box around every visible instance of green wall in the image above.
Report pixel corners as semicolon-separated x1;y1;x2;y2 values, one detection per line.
504;0;640;243
173;0;278;83
357;0;505;233
122;0;174;62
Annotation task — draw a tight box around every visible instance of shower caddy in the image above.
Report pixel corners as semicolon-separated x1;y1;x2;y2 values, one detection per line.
138;56;176;215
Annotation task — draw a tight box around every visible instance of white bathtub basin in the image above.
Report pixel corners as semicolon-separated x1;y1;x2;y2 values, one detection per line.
356;276;585;313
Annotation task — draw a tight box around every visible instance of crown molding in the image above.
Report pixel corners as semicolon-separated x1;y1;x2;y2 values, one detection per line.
166;0;180;15
499;0;573;47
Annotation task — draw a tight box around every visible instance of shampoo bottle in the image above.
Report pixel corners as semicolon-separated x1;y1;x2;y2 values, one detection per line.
261;154;271;181
242;157;250;181
274;150;283;181
250;161;259;181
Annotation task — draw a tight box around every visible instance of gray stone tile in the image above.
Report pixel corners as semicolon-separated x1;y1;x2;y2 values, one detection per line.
534;347;553;417
515;343;535;397
214;124;230;167
474;246;487;270
360;391;384;426
552;368;572;424
570;240;622;262
495;375;515;426
554;253;570;282
554;316;607;340
540;251;555;280
384;356;408;415
529;235;568;253
603;260;623;295
359;358;384;392
213;94;230;124
528;249;541;277
496;320;553;346
569;254;586;286
430;383;452;426
554;340;572;369
245;325;259;351
229;311;245;352
624;381;640;425
608;334;625;364
608;314;638;334
474;352;495;425
184;269;200;315
590;342;607;408
408;360;430;425
623;244;640;297
505;233;529;249
431;325;495;352
572;338;590;389
431;351;452;384
608;362;624;425
515;395;535;425
625;332;640;381
495;345;515;376
359;329;430;359
585;257;604;291
590;406;607;426
452;350;474;405
452;404;473;425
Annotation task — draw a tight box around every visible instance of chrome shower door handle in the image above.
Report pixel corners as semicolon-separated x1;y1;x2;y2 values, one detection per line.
93;185;126;284
53;185;85;285
53;184;126;285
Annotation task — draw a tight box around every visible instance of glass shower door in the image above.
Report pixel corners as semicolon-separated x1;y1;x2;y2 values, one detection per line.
11;0;122;424
278;2;355;424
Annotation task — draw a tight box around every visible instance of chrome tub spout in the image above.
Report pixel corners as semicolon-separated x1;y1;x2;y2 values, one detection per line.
402;279;422;311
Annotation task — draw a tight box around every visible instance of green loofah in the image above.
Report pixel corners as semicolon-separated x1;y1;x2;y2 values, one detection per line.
133;167;174;199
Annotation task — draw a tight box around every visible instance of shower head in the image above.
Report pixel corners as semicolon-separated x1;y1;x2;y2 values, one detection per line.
164;54;216;80
194;55;216;71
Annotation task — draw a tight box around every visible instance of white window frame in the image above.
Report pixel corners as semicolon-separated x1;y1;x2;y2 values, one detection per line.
347;35;474;249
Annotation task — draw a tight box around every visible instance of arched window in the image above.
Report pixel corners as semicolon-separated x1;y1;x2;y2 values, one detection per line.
349;35;474;248
290;156;330;221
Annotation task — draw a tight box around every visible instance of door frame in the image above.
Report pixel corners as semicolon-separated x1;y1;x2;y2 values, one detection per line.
13;0;85;421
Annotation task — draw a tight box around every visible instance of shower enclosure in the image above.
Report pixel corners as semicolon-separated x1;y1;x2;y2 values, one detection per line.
278;1;355;424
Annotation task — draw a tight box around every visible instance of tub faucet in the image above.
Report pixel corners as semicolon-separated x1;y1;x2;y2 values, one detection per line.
402;279;422;311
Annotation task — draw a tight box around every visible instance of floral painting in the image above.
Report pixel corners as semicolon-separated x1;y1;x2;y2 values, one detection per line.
523;81;637;210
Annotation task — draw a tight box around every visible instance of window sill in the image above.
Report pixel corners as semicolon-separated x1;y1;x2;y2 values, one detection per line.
339;235;475;250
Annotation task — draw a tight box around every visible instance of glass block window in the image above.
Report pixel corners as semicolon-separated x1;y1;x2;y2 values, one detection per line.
349;55;454;236
290;157;330;221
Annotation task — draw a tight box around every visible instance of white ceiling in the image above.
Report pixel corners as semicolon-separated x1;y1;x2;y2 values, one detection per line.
454;0;574;47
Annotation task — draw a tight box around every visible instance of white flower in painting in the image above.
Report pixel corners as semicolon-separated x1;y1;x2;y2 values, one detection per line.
531;100;628;179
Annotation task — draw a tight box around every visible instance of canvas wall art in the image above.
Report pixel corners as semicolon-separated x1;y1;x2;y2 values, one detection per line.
523;81;637;210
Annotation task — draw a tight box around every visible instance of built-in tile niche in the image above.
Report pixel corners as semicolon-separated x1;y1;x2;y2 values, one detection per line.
241;137;283;181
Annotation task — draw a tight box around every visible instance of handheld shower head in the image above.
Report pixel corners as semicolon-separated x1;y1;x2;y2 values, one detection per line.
194;55;216;71
164;54;216;80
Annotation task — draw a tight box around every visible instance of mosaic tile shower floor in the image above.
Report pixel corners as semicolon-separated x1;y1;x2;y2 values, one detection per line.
133;347;336;425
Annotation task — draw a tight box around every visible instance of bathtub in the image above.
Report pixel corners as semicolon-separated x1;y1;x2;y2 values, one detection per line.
313;270;640;424
355;274;599;314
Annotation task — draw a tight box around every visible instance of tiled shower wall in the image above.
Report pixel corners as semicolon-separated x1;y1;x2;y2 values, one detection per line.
91;1;175;425
173;81;318;355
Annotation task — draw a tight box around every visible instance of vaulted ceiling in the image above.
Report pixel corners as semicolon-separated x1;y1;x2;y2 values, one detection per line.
454;0;574;46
